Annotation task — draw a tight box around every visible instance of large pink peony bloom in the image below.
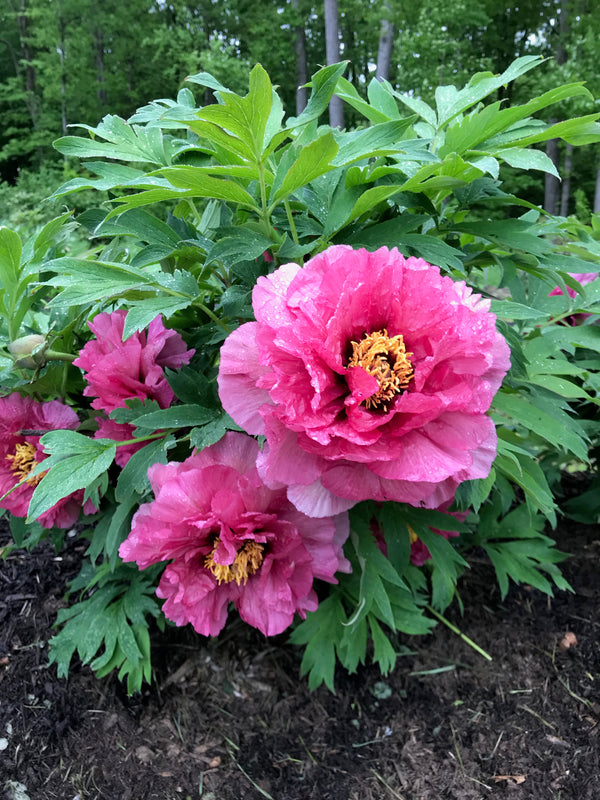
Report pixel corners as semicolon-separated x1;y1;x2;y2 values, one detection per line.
119;432;350;637
218;246;511;517
73;309;194;414
0;393;89;528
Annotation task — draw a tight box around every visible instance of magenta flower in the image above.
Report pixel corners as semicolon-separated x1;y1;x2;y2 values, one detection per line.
73;309;194;414
218;245;511;517
0;393;89;528
549;272;597;325
119;432;350;637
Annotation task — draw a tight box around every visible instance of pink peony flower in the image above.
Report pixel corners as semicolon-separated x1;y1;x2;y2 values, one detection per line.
218;245;511;517
549;272;597;325
73;310;194;414
0;393;90;528
119;432;350;637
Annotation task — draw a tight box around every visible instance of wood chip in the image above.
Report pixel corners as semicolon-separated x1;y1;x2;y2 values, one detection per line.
494;775;526;784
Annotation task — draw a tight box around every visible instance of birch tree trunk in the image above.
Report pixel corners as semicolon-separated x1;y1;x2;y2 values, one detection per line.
544;0;569;213
324;0;344;128
545;127;560;215
376;10;395;81
292;0;308;115
594;167;600;214
560;143;573;217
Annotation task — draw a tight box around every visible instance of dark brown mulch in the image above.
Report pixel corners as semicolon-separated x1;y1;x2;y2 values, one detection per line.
0;516;598;800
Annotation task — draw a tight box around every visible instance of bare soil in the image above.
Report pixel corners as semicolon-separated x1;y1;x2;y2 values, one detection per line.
0;516;598;800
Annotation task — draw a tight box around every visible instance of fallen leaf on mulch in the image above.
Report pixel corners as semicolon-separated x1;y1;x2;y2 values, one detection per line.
135;745;156;764
559;631;577;650
494;774;526;784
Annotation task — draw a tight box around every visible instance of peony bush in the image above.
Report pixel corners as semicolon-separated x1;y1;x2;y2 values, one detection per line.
1;57;599;692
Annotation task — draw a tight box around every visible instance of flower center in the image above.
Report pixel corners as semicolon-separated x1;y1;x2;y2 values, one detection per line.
347;329;413;411
6;442;43;486
407;525;419;544
205;539;264;586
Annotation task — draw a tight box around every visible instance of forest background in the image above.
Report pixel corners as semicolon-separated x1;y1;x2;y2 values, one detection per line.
1;0;599;226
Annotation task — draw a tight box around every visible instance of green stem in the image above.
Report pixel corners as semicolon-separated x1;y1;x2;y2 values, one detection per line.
426;604;492;661
284;198;300;245
114;432;167;447
45;349;77;362
192;300;231;334
257;160;272;235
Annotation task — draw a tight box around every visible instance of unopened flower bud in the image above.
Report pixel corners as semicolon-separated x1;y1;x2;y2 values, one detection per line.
9;335;46;369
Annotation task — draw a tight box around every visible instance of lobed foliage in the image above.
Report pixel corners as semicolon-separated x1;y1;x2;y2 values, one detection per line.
1;57;599;691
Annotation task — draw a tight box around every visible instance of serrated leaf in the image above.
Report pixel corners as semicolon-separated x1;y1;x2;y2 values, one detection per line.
493;391;588;461
133;403;218;430
28;434;116;522
290;594;346;692
369;616;397;675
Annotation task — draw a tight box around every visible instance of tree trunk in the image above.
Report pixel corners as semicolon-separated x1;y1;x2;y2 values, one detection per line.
324;0;344;128
292;0;308;115
560;143;573;217
95;29;107;106
376;5;394;81
593;167;600;214
544;1;569;213
58;12;68;135
17;0;38;127
544;129;560;215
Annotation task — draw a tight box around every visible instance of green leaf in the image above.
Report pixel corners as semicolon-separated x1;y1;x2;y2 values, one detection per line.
105;495;138;563
270;132;338;203
207;230;274;265
290;594;346;692
43;257;153;308
397;234;465;272
120;298;195;336
0;226;22;298
287;62;348;129
498;147;559;177
49;162;147;199
333;76;395;124
368;617;397;675
82;207;182;248
115;435;176;502
155;166;259;208
494;450;556;520
490;300;547;321
436;56;544;127
388;86;437;127
493;391;588;461
132;404;218;430
345;185;403;224
28;434;116;522
54;115;174;165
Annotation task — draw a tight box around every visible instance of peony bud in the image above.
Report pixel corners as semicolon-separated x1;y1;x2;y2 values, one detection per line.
8;335;46;369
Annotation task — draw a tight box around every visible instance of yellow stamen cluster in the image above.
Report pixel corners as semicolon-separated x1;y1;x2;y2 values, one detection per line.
348;329;413;411
6;442;43;486
205;539;264;586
